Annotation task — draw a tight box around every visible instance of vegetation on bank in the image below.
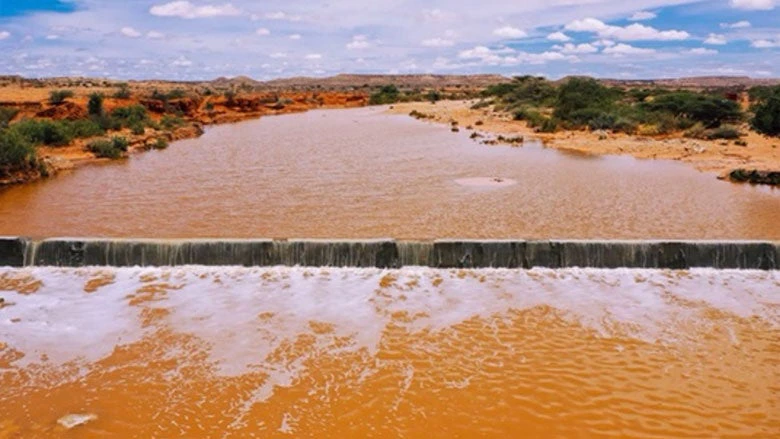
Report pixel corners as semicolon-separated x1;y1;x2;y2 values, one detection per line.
369;84;479;105
479;76;759;139
749;86;780;136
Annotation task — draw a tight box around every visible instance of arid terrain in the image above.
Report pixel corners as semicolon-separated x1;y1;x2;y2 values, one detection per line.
1;74;779;187
388;100;780;178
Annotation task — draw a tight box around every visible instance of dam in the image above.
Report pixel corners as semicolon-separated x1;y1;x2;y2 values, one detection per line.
1;237;778;269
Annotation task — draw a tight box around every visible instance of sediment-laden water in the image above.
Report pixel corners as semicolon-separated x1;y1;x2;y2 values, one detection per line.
0;107;778;239
1;266;778;437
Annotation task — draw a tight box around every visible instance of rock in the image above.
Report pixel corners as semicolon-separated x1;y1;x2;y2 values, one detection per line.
729;169;780;186
57;413;97;429
594;130;608;140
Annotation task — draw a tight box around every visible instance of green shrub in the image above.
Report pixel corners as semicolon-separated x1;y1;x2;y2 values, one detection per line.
588;113;617;131
205;101;214;111
130;122;145;135
554;78;619;123
113;83;131;99
470;100;492;110
369;85;401;105
0;128;37;175
68;119;105;138
0;107;19;129
613;118;638;134
513;108;547;128
705;125;741;140
49;89;74;105
167;88;186;99
152;137;168;150
160;114;185;130
88;92;104;116
684;123;707;139
111;105;148;127
87;136;128;159
426;90;441;103
92;114;122;131
10;119;73;146
538;118;559;133
642;92;741;128
751;89;780;136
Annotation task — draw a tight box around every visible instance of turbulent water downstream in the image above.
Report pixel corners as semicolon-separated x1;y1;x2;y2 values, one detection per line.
0;107;778;239
1;266;778;437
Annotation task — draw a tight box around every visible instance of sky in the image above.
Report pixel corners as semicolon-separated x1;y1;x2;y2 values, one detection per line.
0;0;778;80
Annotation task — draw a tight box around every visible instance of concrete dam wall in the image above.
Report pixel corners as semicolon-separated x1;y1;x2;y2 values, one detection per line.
1;237;778;269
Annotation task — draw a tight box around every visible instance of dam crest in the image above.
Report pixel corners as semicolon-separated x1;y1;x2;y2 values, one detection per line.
1;237;777;269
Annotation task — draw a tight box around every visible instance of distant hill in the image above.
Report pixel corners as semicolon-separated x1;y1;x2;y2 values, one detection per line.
258;74;510;89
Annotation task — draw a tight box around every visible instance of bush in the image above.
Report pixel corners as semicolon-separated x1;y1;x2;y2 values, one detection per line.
88;93;104;116
92;114;122;131
513;107;547;128
10;119;72;146
130;122;145;135
152;137;168;150
369;85;401;105
113;83;131;99
554;78;619;123
160;114;185;130
87;136;128;159
751;89;780;136
470;100;492;110
588;113;617;131
705;125;741;140
49;89;74;105
205;101;214;111
0;107;19;129
642;92;741;128
426;90;441;103
111;105;148;127
0;128;37;175
167;88;186;99
538;118;559;133
68;119;105;138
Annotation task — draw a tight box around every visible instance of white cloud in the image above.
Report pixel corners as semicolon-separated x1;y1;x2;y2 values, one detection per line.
603;43;656;55
346;35;371;50
751;38;780;48
269;52;287;58
685;48;718;55
547;32;571;42
146;31;165;39
0;31;10;40
729;0;776;10
421;38;454;47
289;34;302;40
493;26;527;39
553;43;598;54
149;1;241;19
45;35;60;40
704;34;727;45
565;18;689;41
264;11;301;21
629;11;657;21
720;20;751;28
171;56;192;66
305;53;322;60
593;39;616;47
255;28;270;36
120;27;141;38
458;45;574;65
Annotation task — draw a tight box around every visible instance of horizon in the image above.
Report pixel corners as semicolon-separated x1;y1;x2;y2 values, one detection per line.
0;0;778;81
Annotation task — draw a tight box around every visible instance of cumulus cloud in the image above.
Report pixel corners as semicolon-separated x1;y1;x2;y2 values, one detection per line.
553;43;598;54
146;31;165;39
269;52;287;58
684;48;718;55
565;18;688;41
629;11;657;21
547;32;571;42
421;38;454;47
751;38;780;48
256;28;270;36
346;35;371;50
149;1;241;19
0;31;10;40
171;56;192;66
704;33;727;45
729;0;775;10
720;20;751;28
305;53;322;60
602;43;656;55
120;27;141;38
264;11;301;21
289;34;302;40
458;45;574;65
493;26;527;39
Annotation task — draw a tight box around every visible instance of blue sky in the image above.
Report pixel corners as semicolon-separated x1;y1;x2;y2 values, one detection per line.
0;0;777;80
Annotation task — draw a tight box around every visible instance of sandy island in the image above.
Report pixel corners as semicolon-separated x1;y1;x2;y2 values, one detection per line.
388;100;780;179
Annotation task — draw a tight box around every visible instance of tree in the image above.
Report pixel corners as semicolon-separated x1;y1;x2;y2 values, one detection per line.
751;89;780;136
88;93;104;116
49;89;74;105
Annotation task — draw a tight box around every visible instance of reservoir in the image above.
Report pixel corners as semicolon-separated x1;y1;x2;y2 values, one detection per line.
0;107;778;239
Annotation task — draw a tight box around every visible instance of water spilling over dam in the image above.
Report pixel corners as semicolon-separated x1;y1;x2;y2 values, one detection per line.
2;237;778;269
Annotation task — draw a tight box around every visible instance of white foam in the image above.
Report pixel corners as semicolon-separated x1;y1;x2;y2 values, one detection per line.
1;266;777;376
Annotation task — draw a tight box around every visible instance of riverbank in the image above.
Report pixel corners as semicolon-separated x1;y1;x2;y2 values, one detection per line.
0;82;367;186
387;100;780;182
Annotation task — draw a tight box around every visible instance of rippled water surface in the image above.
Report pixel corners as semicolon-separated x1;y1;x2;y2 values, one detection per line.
0;107;778;239
1;266;778;437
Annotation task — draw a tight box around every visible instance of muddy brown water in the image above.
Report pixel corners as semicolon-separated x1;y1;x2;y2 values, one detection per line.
0;107;778;239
